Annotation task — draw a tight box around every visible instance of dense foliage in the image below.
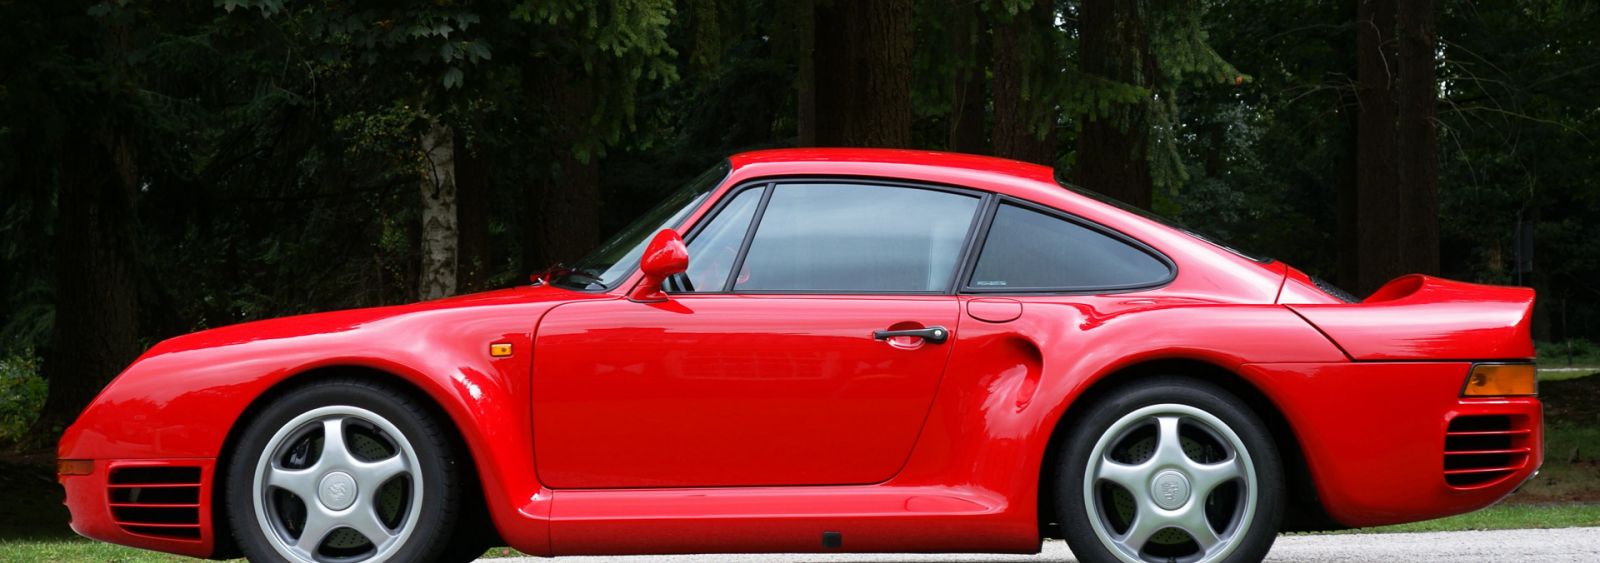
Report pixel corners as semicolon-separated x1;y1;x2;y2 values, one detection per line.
1;0;1597;440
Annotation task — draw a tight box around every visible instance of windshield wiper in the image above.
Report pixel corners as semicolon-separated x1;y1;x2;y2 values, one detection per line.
533;263;606;289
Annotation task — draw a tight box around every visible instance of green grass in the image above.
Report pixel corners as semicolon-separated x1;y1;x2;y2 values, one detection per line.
1506;374;1600;505
1338;503;1600;534
1538;366;1600;382
0;538;211;562
0;539;525;562
1535;340;1600;368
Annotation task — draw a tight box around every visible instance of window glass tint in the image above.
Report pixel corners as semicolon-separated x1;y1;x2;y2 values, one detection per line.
737;184;979;292
679;187;763;292
969;203;1170;290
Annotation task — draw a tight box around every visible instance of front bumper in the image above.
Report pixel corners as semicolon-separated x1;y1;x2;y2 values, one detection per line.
59;458;219;559
1243;361;1542;528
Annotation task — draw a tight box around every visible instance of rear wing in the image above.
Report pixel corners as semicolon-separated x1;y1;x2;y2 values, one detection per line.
1287;275;1535;361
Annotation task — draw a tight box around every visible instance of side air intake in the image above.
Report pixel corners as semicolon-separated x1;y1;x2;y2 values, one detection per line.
107;466;203;540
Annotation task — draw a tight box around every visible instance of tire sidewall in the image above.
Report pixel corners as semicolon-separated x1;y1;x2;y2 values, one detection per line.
1056;376;1285;563
225;380;459;563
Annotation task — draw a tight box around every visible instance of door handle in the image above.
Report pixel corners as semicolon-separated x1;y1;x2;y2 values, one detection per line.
872;326;950;344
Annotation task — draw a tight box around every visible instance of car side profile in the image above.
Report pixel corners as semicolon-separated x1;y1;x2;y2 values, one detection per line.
58;149;1541;563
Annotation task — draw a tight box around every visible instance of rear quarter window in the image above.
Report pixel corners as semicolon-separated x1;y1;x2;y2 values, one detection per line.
968;203;1172;291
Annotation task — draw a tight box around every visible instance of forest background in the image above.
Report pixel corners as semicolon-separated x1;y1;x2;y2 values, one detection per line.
3;0;1598;442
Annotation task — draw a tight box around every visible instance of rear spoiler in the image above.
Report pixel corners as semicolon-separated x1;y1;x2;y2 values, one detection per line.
1287;275;1535;361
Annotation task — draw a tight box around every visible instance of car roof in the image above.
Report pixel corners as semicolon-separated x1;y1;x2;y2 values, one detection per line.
728;148;1056;183
726;148;1071;207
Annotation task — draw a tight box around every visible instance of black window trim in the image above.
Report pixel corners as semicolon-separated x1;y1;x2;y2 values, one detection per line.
668;175;992;296
956;195;1178;295
664;181;771;293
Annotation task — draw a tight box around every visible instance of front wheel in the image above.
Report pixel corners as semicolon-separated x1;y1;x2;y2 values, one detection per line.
226;378;464;563
1056;377;1285;563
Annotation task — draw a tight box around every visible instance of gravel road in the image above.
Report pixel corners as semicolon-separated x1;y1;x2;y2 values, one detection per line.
484;527;1600;562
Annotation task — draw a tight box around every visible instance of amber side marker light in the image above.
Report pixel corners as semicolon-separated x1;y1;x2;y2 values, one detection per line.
57;459;94;476
1462;363;1537;397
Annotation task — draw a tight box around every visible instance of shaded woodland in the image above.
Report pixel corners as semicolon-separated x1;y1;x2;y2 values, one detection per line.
2;1;1598;436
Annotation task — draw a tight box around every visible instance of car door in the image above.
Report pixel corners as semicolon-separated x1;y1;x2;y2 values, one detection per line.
532;181;985;489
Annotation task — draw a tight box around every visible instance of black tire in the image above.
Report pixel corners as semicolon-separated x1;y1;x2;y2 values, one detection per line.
225;378;464;563
1055;376;1285;563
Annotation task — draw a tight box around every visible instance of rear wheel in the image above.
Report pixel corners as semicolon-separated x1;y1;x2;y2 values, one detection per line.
226;379;463;563
1056;377;1284;563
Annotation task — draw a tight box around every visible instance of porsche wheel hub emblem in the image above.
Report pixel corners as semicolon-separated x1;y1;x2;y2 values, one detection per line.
1151;470;1191;510
318;471;358;510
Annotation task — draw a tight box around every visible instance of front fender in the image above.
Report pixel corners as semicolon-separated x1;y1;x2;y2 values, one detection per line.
59;297;587;556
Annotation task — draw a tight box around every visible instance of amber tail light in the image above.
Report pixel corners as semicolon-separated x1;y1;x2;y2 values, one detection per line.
1461;363;1537;397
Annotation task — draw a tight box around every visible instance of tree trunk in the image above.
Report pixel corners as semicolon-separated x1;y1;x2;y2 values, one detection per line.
992;0;1057;166
524;62;601;270
418;118;459;300
1355;0;1402;295
455;128;490;293
1337;105;1361;292
33;128;141;436
813;0;913;148
1074;0;1154;209
1397;0;1439;276
947;0;987;155
526;154;600;269
795;0;817;146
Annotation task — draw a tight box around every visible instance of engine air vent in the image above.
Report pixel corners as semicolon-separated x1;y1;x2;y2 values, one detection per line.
1311;275;1360;303
107;466;203;540
1443;415;1531;488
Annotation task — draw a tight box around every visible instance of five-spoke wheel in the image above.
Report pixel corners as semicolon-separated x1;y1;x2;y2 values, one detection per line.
1058;377;1284;563
227;379;467;563
254;406;421;560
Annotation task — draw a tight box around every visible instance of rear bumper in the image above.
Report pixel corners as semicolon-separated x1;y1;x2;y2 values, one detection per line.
59;458;219;559
1243;362;1542;528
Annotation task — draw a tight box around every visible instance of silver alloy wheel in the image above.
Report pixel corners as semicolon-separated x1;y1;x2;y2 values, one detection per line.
251;405;424;563
1082;403;1258;563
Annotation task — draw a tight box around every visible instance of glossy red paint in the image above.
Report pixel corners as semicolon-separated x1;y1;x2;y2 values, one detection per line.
1240;361;1541;526
59;148;1540;559
627;228;690;302
60;459;218;559
1288;275;1537;360
532;295;959;488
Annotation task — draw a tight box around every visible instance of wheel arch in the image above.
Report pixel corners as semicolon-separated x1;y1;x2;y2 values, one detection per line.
210;364;503;558
1035;357;1341;540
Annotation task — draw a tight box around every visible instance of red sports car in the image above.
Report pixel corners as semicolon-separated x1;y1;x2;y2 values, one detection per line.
58;149;1540;563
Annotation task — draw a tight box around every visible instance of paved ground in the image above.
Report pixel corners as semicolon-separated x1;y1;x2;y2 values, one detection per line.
485;527;1600;562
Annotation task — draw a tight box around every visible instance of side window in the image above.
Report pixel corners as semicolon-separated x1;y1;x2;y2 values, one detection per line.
736;183;979;292
969;203;1171;290
678;187;763;292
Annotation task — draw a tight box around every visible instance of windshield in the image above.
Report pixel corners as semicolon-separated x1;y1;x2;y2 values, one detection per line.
1054;172;1272;263
549;161;731;290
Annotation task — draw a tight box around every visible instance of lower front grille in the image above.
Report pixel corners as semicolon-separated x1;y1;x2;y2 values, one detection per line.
107;466;203;540
1443;415;1532;488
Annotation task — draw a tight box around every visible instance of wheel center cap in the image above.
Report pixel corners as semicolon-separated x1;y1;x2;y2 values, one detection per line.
1150;470;1191;510
318;471;358;510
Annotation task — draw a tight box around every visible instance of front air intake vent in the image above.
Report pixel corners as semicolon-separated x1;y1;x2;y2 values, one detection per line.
107;466;203;540
1443;415;1531;488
